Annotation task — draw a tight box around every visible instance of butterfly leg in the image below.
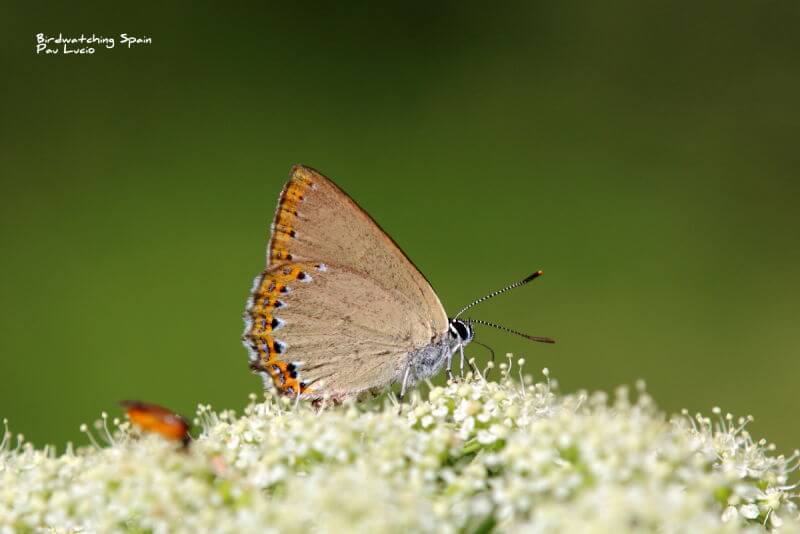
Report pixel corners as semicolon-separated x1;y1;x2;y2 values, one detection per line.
446;352;454;382
397;366;411;415
459;345;466;377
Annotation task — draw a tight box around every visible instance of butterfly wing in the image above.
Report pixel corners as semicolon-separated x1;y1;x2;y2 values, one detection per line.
267;165;444;319
243;165;448;400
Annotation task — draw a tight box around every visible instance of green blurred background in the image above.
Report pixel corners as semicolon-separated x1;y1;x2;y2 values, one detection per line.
2;2;798;449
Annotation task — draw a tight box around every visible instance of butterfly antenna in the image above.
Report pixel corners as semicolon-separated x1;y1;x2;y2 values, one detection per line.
466;318;555;344
453;271;544;319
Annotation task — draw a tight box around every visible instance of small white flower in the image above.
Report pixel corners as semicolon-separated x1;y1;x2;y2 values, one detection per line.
740;503;760;519
477;430;497;445
721;505;738;522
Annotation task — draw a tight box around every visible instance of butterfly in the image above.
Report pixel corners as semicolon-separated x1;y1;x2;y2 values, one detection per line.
242;165;553;405
120;400;191;447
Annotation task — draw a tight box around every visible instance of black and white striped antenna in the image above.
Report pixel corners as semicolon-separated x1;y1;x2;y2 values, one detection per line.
465;318;555;344
453;270;544;319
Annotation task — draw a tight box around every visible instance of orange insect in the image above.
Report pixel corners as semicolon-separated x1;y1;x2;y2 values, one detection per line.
119;400;191;447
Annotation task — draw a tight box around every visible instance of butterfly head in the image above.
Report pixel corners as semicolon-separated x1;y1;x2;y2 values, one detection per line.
448;318;474;345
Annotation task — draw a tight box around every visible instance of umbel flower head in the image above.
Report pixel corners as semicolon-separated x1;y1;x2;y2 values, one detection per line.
1;357;798;533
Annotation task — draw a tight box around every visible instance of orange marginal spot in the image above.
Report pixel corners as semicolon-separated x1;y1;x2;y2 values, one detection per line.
263;360;306;397
268;169;314;263
244;261;317;397
119;400;191;446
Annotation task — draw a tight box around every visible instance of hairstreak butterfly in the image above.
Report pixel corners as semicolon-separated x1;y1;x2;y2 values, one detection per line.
243;165;553;405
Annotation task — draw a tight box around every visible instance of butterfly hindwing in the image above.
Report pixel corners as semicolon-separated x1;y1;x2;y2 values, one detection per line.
244;261;433;399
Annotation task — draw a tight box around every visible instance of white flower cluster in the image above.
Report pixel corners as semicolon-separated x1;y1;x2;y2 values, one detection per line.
1;358;798;533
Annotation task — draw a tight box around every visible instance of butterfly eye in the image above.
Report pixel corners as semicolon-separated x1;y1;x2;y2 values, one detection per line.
450;320;470;341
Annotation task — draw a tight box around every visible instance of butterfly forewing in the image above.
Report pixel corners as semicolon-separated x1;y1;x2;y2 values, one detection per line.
244;165;448;400
268;166;444;316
